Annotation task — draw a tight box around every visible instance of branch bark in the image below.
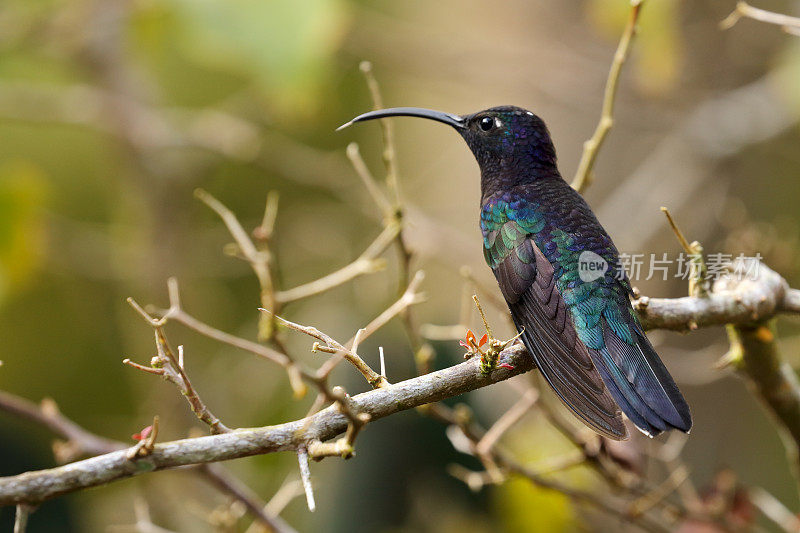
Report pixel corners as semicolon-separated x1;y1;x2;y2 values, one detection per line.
726;321;800;481
0;348;533;506
635;261;799;331
2;260;800;507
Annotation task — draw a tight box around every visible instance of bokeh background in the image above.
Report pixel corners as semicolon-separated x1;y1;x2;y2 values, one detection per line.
2;0;800;531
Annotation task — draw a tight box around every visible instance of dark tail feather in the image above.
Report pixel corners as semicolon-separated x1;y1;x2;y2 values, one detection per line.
591;353;664;437
590;324;692;437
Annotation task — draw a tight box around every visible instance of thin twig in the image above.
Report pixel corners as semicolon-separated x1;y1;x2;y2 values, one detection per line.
269;271;424;388
126;300;232;434
359;61;399;205
265;478;304;518
749;486;800;533
346;142;393;218
275;222;399;303
195;188;280;341
254;191;280;242
155;278;308;397
201;464;297;533
266;312;386;388
571;0;644;193
473;388;538;483
111;498;176;533
660;206;708;298
351;270;426;343
476;389;539;455
161;294;288;368
195;188;270;290
243;477;304;533
629;465;690;517
720;1;800;33
0;392;122;460
355;61;423;373
660;206;692;254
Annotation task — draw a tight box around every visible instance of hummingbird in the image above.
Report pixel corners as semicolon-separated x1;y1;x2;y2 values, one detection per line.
338;106;692;440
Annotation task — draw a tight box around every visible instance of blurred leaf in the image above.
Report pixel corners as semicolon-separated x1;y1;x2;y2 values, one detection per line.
0;161;48;303
161;0;351;113
586;0;683;96
495;476;576;533
775;40;800;115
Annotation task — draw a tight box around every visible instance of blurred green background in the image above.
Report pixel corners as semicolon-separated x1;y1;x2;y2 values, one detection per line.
2;0;800;531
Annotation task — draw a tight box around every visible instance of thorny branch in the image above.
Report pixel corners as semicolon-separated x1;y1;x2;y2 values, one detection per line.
355;61;427;372
195;187;281;343
0;387;295;532
150;187;423;507
2;259;800;521
440;394;673;533
124;302;231;435
1;23;800;530
656;200;800;489
0;347;534;506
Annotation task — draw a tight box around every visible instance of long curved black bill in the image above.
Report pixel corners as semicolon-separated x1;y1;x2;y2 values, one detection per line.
337;107;465;131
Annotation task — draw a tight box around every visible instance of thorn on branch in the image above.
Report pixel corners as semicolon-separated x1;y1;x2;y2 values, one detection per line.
296;447;315;512
14;503;34;533
661;206;709;298
122;358;165;375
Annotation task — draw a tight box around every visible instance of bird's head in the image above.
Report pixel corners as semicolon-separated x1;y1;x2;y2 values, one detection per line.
338;105;558;184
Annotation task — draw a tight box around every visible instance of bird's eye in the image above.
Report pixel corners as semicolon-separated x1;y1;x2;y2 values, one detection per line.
478;116;495;132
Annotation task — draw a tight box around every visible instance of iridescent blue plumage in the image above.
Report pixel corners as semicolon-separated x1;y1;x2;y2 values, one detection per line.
341;104;692;440
474;107;691;439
